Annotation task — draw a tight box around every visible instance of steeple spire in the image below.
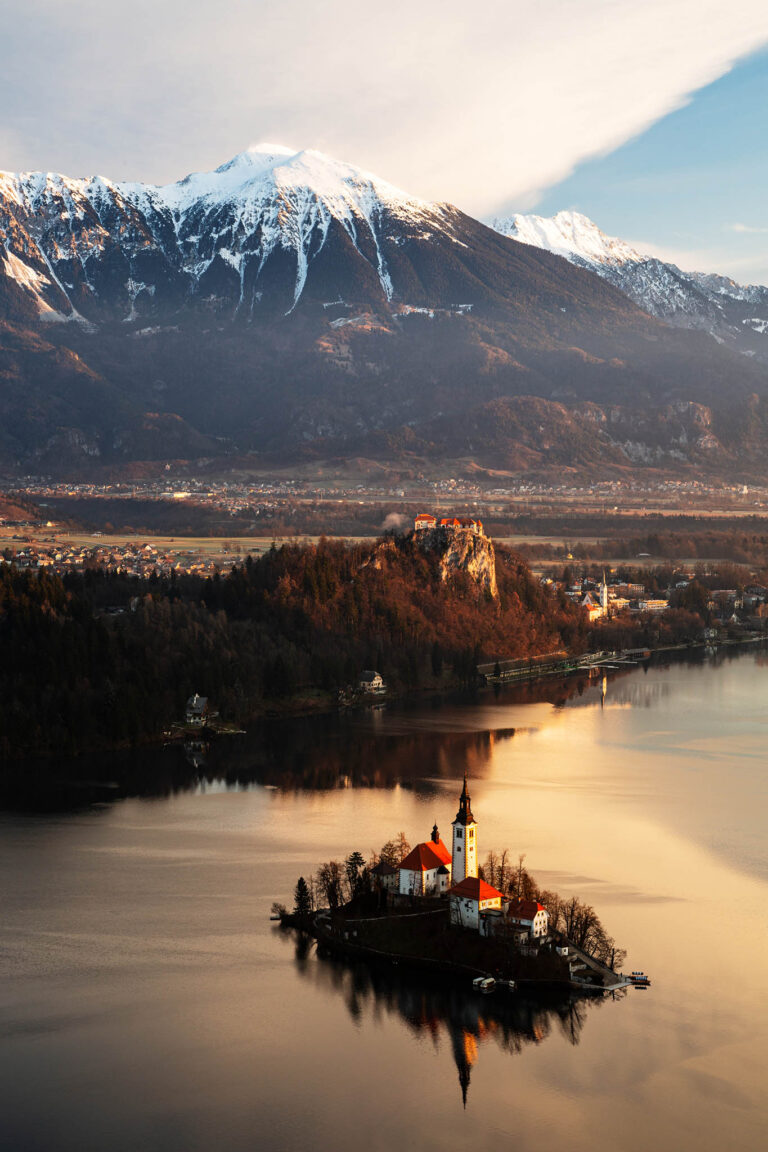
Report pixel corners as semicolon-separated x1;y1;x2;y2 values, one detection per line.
454;773;474;825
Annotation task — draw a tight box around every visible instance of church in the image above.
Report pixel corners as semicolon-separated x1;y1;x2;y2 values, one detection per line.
398;774;477;896
395;775;549;939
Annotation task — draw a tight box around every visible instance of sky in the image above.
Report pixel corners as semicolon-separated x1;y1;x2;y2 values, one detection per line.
2;0;768;279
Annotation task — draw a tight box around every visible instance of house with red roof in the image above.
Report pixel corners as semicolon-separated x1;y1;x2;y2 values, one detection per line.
507;897;549;939
399;824;452;896
448;875;504;930
414;513;437;530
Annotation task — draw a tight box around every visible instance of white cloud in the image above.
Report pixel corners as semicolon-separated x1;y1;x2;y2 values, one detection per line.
1;1;768;217
624;235;768;283
727;223;768;234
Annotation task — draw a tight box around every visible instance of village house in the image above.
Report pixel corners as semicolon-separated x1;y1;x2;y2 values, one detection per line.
185;694;209;726
370;860;400;892
506;897;549;939
581;592;604;622
448;875;504;930
358;670;385;692
638;598;669;613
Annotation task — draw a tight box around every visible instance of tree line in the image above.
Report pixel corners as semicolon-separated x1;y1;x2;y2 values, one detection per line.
0;534;587;761
480;850;625;967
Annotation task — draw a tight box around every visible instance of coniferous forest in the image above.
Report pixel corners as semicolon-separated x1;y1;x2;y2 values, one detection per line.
0;534;588;761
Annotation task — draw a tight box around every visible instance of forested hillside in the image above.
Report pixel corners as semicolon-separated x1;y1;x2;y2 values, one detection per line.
0;534;586;759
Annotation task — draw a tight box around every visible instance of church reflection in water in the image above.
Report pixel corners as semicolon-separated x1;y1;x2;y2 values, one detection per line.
285;930;614;1107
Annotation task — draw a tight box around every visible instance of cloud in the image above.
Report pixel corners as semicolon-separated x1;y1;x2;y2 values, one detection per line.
624;234;768;282
1;1;768;217
727;223;768;234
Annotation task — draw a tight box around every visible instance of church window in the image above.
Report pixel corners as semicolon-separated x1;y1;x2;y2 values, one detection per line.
456;828;463;838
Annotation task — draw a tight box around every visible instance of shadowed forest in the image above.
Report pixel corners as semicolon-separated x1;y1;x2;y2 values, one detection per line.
0;534;587;760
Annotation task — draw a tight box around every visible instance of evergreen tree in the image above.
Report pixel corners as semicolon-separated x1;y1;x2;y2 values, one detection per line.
345;850;367;898
293;876;312;918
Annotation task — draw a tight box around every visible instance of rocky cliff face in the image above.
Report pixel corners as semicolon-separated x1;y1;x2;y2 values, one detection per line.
415;525;498;600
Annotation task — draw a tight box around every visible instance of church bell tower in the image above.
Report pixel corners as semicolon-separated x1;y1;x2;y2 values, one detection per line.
452;774;478;881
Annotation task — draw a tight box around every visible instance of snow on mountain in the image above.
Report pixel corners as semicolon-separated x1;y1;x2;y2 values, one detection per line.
493;210;645;269
0;145;447;320
492;210;768;359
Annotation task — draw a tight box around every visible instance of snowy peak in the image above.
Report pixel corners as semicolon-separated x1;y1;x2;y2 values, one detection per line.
492;209;768;359
492;210;647;269
124;143;429;219
0;145;448;320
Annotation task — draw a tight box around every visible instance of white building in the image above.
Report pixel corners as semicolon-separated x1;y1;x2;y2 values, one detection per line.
448;876;504;930
507;897;549;939
399;825;452;895
452;775;478;882
359;670;385;692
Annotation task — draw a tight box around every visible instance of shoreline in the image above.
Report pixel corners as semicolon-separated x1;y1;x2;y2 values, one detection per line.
2;633;765;767
279;911;624;997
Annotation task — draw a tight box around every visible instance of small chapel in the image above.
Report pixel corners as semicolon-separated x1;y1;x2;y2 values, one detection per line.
398;774;478;896
394;774;549;939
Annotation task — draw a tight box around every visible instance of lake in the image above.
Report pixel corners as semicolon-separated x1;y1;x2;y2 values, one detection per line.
1;648;767;1151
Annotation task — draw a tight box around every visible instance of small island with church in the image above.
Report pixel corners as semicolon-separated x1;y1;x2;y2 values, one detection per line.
275;777;645;995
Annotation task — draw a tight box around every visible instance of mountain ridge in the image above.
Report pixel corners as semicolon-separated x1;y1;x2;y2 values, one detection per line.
491;209;768;360
3;146;768;478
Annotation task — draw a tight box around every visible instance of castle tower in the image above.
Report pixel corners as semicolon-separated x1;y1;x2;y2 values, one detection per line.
452;774;478;882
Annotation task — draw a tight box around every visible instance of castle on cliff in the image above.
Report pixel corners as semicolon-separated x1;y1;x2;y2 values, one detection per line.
414;513;484;535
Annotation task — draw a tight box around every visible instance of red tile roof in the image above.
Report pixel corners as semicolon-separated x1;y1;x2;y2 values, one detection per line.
428;838;452;865
448;876;504;902
507;898;546;920
400;842;448;873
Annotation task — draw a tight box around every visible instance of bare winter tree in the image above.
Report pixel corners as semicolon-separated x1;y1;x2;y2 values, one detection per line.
380;834;411;867
316;861;345;910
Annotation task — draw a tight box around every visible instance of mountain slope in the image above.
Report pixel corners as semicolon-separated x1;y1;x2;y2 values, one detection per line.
492;210;768;360
3;148;768;477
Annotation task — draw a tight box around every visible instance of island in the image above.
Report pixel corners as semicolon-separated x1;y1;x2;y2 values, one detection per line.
276;776;639;996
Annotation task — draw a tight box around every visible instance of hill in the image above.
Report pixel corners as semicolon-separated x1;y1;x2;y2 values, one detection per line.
0;529;586;760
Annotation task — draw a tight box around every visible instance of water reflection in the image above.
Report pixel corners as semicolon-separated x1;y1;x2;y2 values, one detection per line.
0;669;621;810
1;643;763;815
283;929;612;1108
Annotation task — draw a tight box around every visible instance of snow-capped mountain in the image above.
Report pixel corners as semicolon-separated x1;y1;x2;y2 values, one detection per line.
0;145;463;322
4;146;768;477
492;210;768;359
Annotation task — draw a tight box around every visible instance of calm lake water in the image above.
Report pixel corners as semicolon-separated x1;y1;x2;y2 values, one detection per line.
1;648;767;1152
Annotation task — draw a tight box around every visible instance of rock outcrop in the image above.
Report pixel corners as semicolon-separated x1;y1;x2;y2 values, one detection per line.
415;525;498;600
